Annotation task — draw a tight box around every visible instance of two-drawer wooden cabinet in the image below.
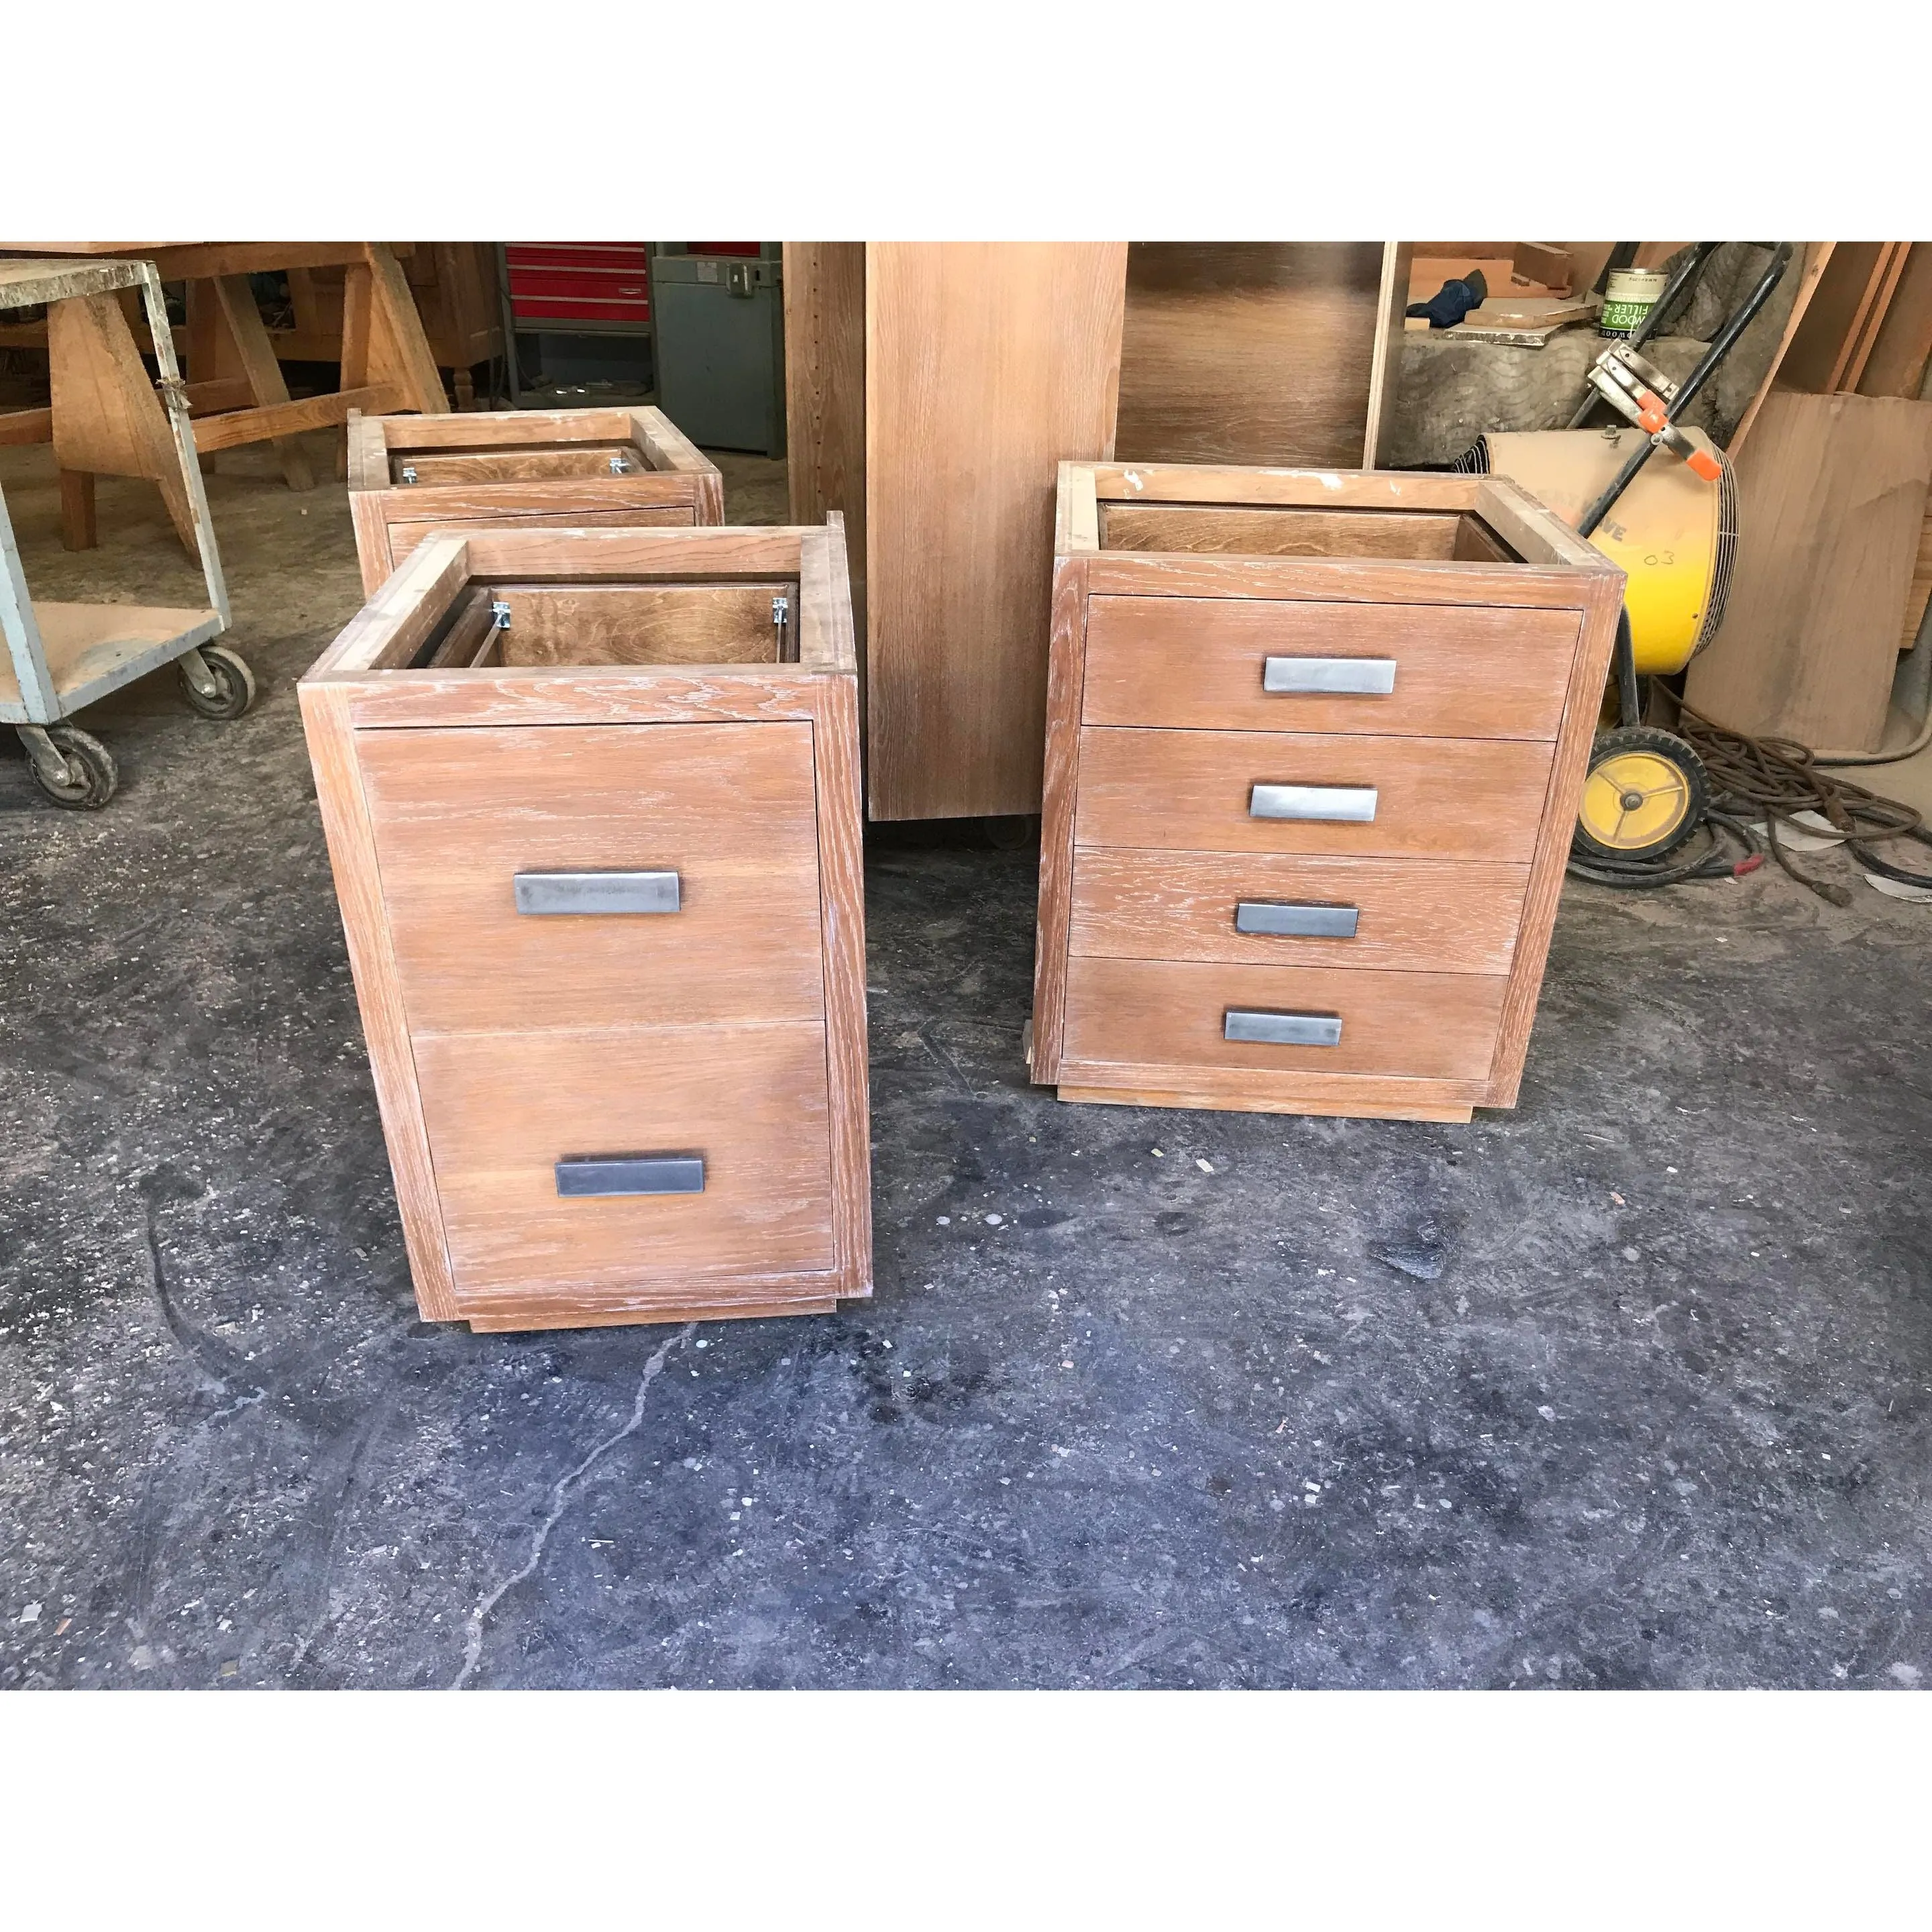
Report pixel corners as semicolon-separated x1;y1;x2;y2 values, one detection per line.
346;406;723;596
1030;462;1624;1122
299;520;869;1331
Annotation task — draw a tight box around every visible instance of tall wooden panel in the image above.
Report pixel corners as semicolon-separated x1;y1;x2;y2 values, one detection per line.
1114;244;1407;468
863;244;1126;820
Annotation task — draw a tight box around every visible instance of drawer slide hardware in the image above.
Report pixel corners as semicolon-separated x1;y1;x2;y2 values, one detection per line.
1263;656;1397;696
1250;784;1379;822
555;1155;706;1197
399;464;418;485
1234;900;1360;938
513;870;681;916
609;453;633;474
1224;1010;1344;1048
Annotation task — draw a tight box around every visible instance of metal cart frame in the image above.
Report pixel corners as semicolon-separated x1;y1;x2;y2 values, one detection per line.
0;256;250;808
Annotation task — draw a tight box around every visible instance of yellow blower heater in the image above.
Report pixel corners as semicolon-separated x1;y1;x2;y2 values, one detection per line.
1456;244;1790;874
1472;424;1735;862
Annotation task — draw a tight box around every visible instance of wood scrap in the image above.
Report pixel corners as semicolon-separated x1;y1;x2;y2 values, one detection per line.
1682;390;1932;752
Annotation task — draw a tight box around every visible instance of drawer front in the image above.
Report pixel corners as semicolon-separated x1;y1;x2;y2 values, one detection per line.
1073;727;1556;862
358;722;824;1035
395;445;645;486
386;507;694;571
1069;849;1529;974
1081;596;1580;739
415;1024;835;1302
1063;955;1506;1082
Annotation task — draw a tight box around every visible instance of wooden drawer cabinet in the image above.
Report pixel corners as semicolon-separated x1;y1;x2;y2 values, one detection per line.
346;406;723;596
1031;462;1623;1123
300;520;869;1332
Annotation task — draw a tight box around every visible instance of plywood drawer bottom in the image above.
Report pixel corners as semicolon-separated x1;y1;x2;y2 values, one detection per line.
415;1023;835;1307
1061;955;1507;1083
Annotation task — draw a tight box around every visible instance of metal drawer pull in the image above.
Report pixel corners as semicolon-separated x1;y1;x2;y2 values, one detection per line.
1263;655;1397;696
1250;784;1379;822
556;1155;705;1197
1235;900;1360;938
513;870;680;915
1224;1010;1344;1048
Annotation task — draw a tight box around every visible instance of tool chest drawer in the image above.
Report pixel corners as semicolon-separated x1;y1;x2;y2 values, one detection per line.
1032;461;1623;1122
1072;726;1557;863
301;518;869;1332
1067;849;1529;975
1081;594;1580;739
346;405;722;596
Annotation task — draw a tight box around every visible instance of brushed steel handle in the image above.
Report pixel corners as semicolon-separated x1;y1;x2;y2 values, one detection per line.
556;1155;705;1197
1263;655;1397;696
1224;1010;1343;1048
1235;900;1360;938
1250;784;1379;822
513;870;680;915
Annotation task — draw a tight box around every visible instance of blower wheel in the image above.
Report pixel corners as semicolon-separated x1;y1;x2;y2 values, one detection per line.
1574;726;1709;862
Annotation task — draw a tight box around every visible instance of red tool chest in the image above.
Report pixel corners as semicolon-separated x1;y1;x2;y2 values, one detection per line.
504;244;651;328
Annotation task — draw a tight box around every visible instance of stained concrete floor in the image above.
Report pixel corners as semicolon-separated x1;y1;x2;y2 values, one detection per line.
1;436;1929;1691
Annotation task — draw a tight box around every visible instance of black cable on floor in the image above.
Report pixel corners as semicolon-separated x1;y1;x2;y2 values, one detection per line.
1567;700;1932;900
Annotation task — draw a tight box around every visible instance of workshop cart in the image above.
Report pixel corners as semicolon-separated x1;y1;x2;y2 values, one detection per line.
0;256;252;808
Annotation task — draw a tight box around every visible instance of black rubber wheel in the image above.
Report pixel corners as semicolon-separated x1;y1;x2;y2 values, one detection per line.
28;726;119;809
1574;725;1710;862
178;645;257;720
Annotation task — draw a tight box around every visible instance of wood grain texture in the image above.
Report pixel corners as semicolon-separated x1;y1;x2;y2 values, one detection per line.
348;409;721;590
1092;463;1481;512
1115;244;1387;466
492;584;786;667
865;242;1126;819
1776;244;1902;396
1080;594;1580;739
356;721;824;1036
1084;548;1599;612
1063;955;1508;1081
296;681;458;1320
310;535;472;678
417;1022;835;1307
808;670;873;1299
1069;849;1529;975
465;1295;837;1333
1858;244;1932;400
1362;244;1414;468
1055;1075;1472;1122
783;244;868;654
341;667;830;731
460;526;800;581
1682;392;1932;751
1028;555;1089;1081
1481;562;1623;1107
1099;503;1464;561
1073;726;1556;862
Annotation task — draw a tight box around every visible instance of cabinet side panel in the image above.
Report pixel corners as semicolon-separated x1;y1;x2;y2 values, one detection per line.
1030;555;1088;1080
784;245;868;650
1485;570;1626;1106
811;671;873;1298
297;680;459;1319
865;242;1127;820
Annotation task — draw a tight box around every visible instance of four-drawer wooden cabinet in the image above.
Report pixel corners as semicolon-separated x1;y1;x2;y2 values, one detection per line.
1029;462;1623;1122
299;520;869;1332
345;406;723;596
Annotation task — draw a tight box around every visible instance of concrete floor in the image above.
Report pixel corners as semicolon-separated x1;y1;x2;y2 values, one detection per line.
1;438;1928;1690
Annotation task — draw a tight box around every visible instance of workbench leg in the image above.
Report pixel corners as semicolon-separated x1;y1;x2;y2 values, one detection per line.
361;244;449;417
46;293;198;556
57;470;97;551
453;365;474;410
212;276;315;492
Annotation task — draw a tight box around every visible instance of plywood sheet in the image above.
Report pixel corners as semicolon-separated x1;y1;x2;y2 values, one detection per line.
1114;244;1387;467
1684;391;1932;751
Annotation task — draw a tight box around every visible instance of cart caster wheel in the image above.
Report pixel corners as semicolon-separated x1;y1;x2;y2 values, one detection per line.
27;726;119;810
179;645;257;720
1574;725;1709;861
